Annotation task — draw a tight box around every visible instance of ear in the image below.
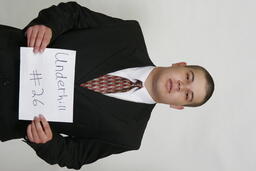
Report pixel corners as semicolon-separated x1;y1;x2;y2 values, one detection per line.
169;105;184;110
172;62;187;67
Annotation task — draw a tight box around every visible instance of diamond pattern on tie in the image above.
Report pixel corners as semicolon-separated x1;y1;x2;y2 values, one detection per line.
80;75;142;94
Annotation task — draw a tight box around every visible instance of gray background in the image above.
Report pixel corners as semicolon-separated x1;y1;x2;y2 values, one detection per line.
0;0;255;170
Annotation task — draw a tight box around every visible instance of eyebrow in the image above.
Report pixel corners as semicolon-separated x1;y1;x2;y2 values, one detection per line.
190;92;194;102
189;70;194;102
190;70;194;82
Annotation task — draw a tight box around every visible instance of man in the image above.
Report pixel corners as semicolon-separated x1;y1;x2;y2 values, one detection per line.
0;1;214;169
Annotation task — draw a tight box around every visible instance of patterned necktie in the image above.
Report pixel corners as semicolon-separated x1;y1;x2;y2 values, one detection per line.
80;74;143;94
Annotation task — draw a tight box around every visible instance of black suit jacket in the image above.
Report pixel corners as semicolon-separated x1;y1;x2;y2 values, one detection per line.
2;2;156;169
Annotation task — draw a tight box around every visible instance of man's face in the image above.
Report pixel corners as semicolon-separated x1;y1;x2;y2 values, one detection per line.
151;63;207;109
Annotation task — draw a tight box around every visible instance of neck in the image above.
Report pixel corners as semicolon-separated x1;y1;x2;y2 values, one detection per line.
144;67;163;103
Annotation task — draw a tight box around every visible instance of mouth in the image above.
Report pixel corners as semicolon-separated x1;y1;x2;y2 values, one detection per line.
167;79;172;93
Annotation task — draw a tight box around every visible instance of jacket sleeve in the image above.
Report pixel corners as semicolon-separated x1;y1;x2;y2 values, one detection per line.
23;1;125;43
23;133;133;170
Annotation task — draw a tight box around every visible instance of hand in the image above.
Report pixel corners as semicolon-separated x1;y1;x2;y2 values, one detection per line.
25;25;52;53
26;114;53;144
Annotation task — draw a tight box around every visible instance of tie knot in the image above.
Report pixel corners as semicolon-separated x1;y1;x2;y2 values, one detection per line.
133;80;142;89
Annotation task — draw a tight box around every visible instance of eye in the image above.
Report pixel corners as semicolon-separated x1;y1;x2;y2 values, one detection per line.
186;73;189;80
185;92;189;100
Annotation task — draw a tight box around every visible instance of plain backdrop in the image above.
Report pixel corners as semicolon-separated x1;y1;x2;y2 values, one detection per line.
0;0;256;171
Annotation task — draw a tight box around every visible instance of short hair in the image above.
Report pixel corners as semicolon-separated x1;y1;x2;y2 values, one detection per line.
184;65;214;107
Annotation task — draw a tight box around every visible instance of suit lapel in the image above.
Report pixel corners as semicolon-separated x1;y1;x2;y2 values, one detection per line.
77;85;155;123
77;47;154;83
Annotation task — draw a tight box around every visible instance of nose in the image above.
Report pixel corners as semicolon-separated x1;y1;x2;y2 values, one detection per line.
177;80;187;91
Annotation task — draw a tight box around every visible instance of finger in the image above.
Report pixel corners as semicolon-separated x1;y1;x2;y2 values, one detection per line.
29;27;39;48
34;28;46;53
26;124;34;142
31;119;40;143
39;114;52;138
34;116;47;141
26;27;32;47
39;32;50;53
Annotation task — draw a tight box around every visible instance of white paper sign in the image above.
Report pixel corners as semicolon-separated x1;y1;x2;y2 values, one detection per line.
19;47;76;123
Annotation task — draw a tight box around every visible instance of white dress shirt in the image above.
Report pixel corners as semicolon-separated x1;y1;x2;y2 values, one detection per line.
105;66;156;104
